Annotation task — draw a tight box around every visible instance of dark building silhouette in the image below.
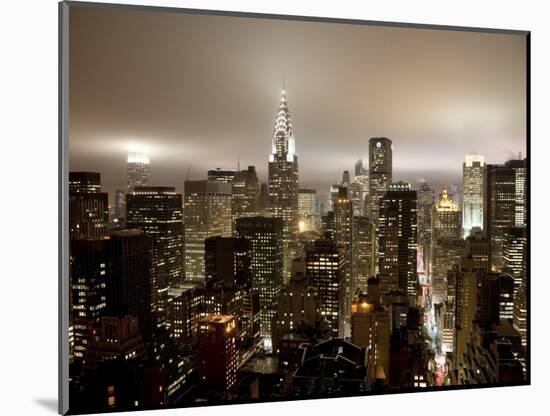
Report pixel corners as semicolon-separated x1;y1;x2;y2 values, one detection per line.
69;171;109;240
306;239;344;337
83;315;147;372
107;230;155;341
204;236;261;363
126;186;183;318
69;171;101;193
485;159;527;272
197;315;238;392
378;183;417;297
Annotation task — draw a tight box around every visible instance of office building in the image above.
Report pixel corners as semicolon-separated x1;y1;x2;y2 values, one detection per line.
298;188;318;233
351;288;391;383
432;187;461;241
70;238;110;361
334;186;354;330
69;171;101;193
417;182;435;278
353;216;373;291
367;137;392;222
127;147;150;191
485;159;527;272
432;239;465;304
231;166;260;232
69;171;109;240
271;263;323;350
236;216;284;348
126;186;184;313
306;239;344;338
378;182;417;298
197;315;238;391
463;155;485;238
207;168;236;184
184;180;232;282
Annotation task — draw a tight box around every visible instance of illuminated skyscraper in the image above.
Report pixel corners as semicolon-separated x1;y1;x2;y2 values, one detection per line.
503;227;527;346
268;89;299;281
298;188;317;233
70;238;110;361
503;227;527;293
69;171;101;193
367;137;392;222
127;187;183;317
126;147;150;192
353;216;373;291
231;166;260;233
69;171;109;240
432;187;461;241
378;182;417;298
184;180;232;282
485;159;527;272
236;216;283;348
417;182;435;278
334;186;353;331
508;228;527;347
462;155;485;238
306;239;344;338
197;315;238;391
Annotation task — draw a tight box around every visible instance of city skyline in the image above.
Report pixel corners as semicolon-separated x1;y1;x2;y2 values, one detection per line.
64;4;529;414
69;6;526;201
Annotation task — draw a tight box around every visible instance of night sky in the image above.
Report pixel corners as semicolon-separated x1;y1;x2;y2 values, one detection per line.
69;5;527;203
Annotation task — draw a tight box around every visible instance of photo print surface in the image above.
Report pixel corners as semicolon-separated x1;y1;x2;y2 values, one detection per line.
61;2;529;414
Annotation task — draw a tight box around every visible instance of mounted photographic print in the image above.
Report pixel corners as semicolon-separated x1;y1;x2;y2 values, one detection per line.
59;1;530;414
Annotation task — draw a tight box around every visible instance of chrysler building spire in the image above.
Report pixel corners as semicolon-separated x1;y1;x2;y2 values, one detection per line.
268;88;299;284
271;89;296;161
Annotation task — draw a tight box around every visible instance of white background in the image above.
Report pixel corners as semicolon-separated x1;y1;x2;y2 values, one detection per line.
0;0;546;414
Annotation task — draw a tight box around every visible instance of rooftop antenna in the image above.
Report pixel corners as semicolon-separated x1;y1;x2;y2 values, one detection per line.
186;164;191;181
237;156;240;171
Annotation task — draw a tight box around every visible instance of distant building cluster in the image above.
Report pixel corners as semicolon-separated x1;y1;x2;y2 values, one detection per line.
68;90;528;413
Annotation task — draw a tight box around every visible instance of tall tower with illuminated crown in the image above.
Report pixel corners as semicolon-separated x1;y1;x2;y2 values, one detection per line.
268;89;299;281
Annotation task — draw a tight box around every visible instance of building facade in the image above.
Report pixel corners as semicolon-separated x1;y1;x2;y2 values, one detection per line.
485;159;527;272
236;216;284;349
377;183;418;298
463;155;485;238
367;137;392;222
231;166;260;233
127;148;151;192
126;186;184;314
268;89;299;281
184;180;232;282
